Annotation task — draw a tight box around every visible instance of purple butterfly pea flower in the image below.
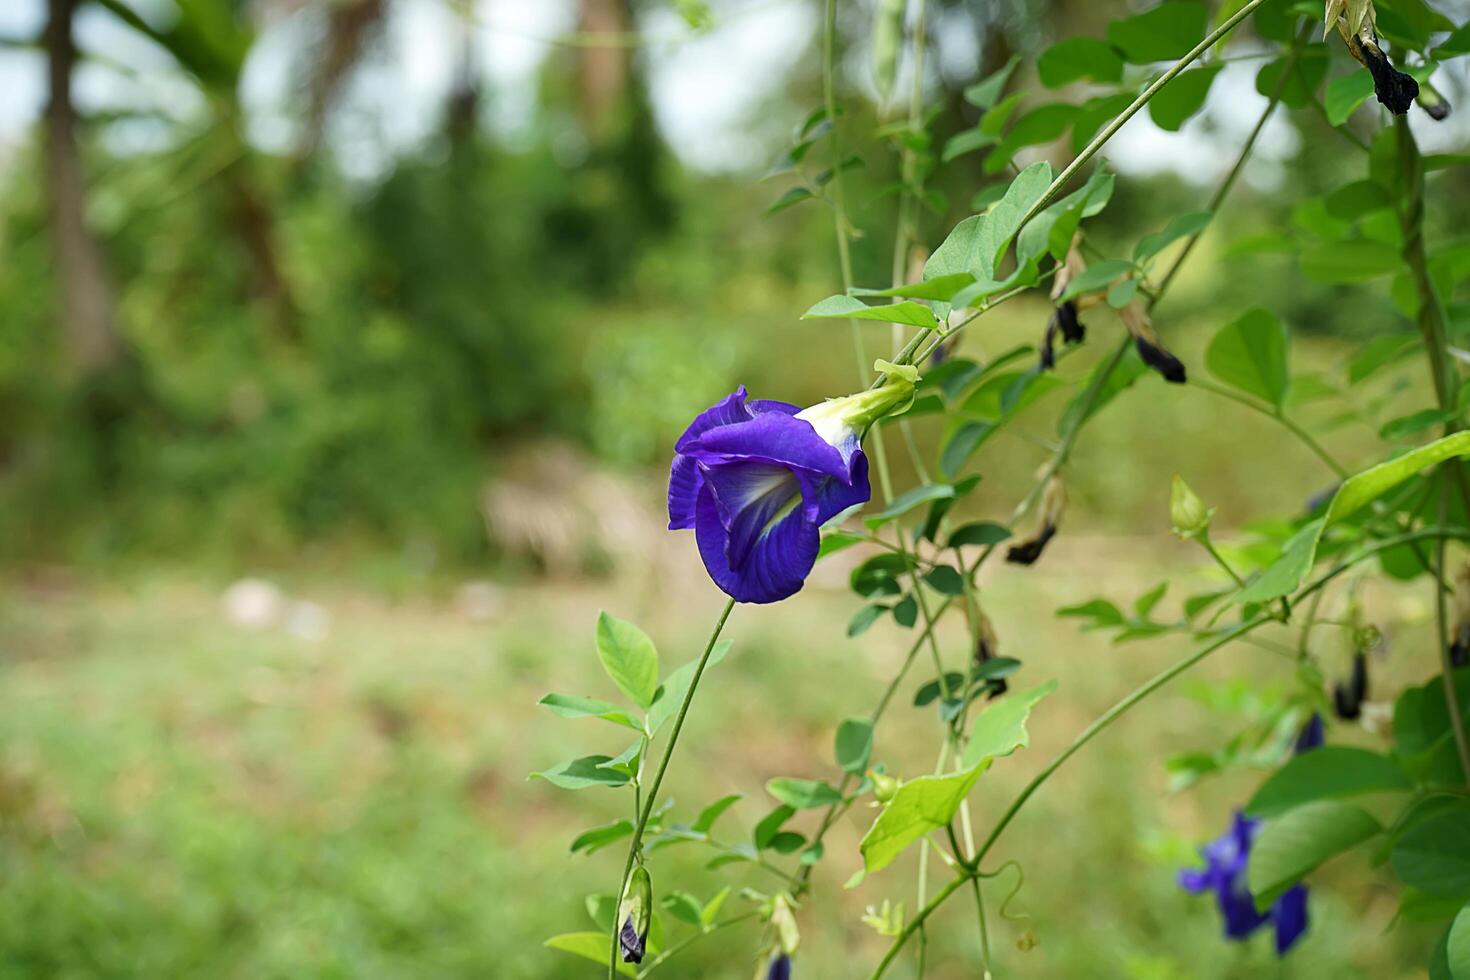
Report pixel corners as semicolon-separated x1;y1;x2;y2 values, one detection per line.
766;951;792;980
1294;712;1325;754
668;367;916;604
1178;811;1309;955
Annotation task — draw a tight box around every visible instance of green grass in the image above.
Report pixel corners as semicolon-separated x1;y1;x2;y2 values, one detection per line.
0;544;1441;978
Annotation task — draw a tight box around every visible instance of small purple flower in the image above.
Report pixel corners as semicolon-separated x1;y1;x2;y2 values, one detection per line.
1294;713;1324;754
669;367;915;604
766;951;792;980
1179;812;1309;955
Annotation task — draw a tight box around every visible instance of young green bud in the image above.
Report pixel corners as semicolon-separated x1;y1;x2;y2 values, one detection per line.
617;866;653;964
1170;475;1214;540
769;894;800;955
868;769;900;803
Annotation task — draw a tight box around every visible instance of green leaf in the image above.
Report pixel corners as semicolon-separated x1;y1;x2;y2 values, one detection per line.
865;484;956;529
962;680;1057;767
1060;259;1134;300
1348;333;1418;383
860;763;988;873
964;56;1019;109
818;531;865;559
1238;432;1470;602
660;891;703;925
1381;408;1454;441
1244;747;1412;818
701;886;731;926
1038;36;1125;87
1392;805;1470;896
848;603;890;637
571;819;635;854
1235;519;1324;605
538;693;644;731
1449;904;1470;980
942;128;999;163
892;593;918;627
1148;65;1221;131
1057;598;1127;628
973;161;1055;279
1107;1;1207;62
850;274;976;302
924;564;965;595
1301;239;1402;283
1255;46;1329;109
596;611;660;710
1246;801;1381;908
647;640;731;736
1324;70;1376;126
1205;307;1290;409
766;186;814;215
948;521;1012;548
851;552;918;598
802;295;940;330
766;777;843;809
530;755;633;790
694;794;742;833
544;933;635;976
983;105;1077;174
1135;211;1212;262
835;718;875;774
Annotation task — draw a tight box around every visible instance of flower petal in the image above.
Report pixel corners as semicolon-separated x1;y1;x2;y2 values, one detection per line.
674;386;754;453
797;450;870;525
667;453;703;530
686;412;850;482
700;461;804;571
694;481;817;604
1271;886;1309;955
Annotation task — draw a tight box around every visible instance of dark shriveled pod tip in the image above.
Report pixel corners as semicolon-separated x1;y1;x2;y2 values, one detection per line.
1354;37;1418;115
1135;336;1188;384
1006;523;1056;566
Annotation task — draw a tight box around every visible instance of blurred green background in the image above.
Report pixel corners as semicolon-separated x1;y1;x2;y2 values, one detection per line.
1;0;1468;976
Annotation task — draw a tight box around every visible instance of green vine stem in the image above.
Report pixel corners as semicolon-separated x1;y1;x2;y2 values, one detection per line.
608;598;737;979
1395;112;1470;783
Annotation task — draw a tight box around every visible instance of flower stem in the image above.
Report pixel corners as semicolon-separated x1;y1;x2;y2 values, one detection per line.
608;597;736;979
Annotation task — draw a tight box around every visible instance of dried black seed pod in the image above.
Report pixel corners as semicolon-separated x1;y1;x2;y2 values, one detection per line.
1135;336;1188;384
1039;302;1085;373
974;611;1008;699
1354;36;1418;115
1332;652;1368;721
1006;523;1056;566
1007;475;1065;567
1055;299;1085;343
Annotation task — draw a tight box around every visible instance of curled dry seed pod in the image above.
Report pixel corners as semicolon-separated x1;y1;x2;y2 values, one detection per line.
1007;474;1065;566
973;609;1007;699
1119;300;1186;384
1040;243;1090;371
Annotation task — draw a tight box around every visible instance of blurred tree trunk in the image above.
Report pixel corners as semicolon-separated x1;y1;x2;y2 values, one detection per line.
43;0;120;376
576;0;630;142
